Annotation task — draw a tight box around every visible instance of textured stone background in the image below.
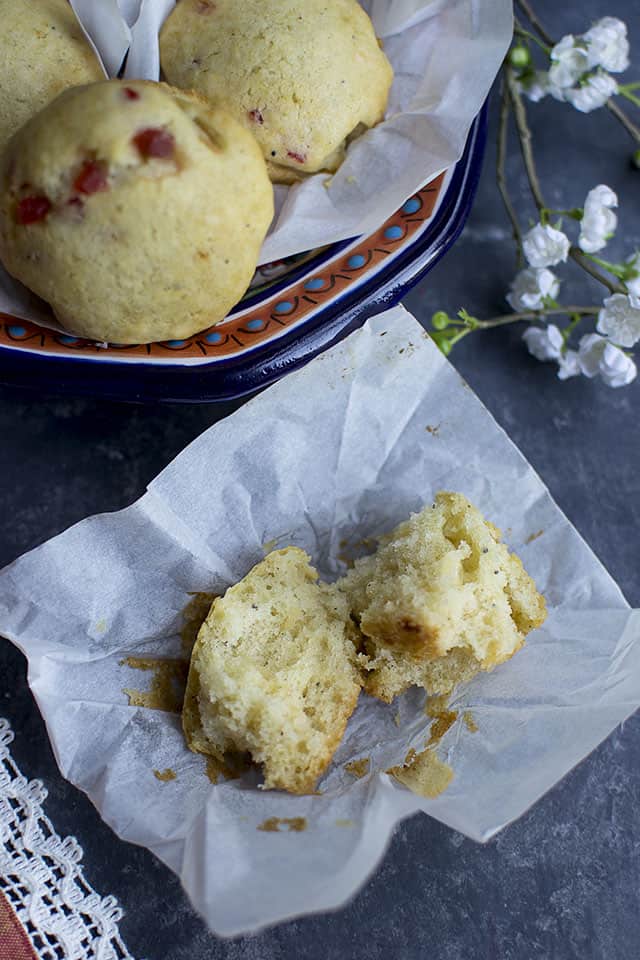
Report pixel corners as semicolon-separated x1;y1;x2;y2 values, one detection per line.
1;2;639;957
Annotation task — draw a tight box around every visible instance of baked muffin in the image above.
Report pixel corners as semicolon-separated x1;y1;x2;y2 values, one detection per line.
0;0;104;151
183;548;362;795
160;0;394;184
0;80;273;344
339;493;546;702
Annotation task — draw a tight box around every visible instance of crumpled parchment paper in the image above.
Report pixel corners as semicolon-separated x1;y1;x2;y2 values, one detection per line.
1;305;638;936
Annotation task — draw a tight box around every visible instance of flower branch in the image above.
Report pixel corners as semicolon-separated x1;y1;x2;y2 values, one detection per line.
430;7;640;388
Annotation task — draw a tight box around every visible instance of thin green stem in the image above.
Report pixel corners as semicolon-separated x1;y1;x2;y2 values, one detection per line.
505;67;546;212
542;207;582;221
563;313;585;343
496;74;524;265
514;0;554;46
582;253;628;280
513;22;551;54
570;247;625;294
507;67;626;294
617;88;640;109
606;99;640;144
475;306;597;330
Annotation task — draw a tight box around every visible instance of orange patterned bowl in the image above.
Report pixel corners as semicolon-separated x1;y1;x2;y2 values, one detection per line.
0;109;486;402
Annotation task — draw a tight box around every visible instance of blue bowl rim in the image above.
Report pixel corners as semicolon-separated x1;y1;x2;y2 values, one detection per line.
0;104;487;403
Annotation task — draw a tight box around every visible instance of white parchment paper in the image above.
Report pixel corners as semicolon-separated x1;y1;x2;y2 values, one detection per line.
1;305;639;936
0;0;511;325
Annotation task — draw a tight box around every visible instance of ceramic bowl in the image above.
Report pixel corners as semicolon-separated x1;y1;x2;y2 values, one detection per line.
0;107;487;402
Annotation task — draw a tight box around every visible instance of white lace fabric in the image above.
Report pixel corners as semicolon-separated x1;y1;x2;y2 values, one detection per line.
0;718;139;960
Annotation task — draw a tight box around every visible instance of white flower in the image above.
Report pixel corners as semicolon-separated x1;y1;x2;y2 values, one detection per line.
518;70;549;102
557;349;581;380
596;293;640;347
624;252;640;298
584;17;630;73
507;268;560;311
565;71;618;112
549;35;590;89
578;184;618;253
523;324;563;361
578;333;637;387
523;224;570;268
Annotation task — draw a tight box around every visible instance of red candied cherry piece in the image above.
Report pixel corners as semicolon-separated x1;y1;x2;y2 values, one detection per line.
133;127;175;159
16;195;51;225
248;109;264;125
287;151;306;164
73;161;109;195
123;87;140;100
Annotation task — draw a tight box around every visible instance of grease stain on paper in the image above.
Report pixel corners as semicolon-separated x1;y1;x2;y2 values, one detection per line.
525;529;544;545
153;768;177;782
388;748;454;799
424;695;458;744
181;591;218;658
388;694;458;798
257;817;307;833
463;711;478;732
121;656;188;714
345;757;370;779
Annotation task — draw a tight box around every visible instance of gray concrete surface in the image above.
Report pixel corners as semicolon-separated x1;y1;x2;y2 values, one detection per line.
1;2;639;957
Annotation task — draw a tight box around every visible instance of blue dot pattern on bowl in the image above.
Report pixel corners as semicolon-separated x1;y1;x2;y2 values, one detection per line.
275;301;293;313
246;318;264;331
204;331;223;344
384;225;404;240
8;325;26;337
402;197;421;214
59;334;79;345
304;277;325;291
347;254;366;269
167;340;186;348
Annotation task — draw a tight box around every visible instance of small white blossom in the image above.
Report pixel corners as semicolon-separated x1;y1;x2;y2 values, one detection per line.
624;252;640;298
523;324;563;361
507;268;560;311
557;349;581;380
523;224;570;268
566;71;618;112
596;293;640;347
584;17;630;73
578;333;637;387
578;184;618;253
518;70;550;102
518;70;565;103
549;35;590;89
578;333;607;376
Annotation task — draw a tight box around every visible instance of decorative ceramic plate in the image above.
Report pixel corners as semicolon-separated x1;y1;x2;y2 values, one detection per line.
0;108;487;402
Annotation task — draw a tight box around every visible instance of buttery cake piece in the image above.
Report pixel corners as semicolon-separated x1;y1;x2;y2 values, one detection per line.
339;492;546;702
183;547;362;794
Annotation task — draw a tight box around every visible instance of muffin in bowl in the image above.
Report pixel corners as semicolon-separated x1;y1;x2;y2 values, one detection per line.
0;80;274;344
0;0;104;151
160;0;394;183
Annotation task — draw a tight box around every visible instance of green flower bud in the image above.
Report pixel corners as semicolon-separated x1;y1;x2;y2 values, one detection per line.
432;311;449;330
509;45;532;69
632;149;640;170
